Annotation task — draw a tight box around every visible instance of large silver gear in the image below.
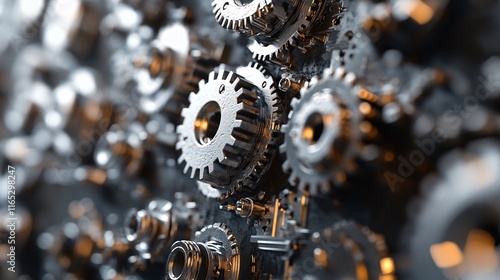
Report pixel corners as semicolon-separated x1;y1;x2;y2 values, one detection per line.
281;67;363;195
176;64;281;194
408;139;500;280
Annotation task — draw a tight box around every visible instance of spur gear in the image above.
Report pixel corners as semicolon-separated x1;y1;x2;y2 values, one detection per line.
213;0;344;66
176;63;282;195
292;220;395;280
212;0;290;35
281;68;364;194
166;223;242;280
408;139;500;280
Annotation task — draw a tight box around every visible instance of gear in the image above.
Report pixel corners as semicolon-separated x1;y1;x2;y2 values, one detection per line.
212;0;290;35
166;223;242;280
132;21;226;125
281;68;363;194
177;63;281;195
408;139;500;280
292;220;395;279
213;0;344;66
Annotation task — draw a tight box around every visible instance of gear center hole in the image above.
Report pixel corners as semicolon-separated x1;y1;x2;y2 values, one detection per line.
195;101;221;145
168;248;186;279
302;112;324;145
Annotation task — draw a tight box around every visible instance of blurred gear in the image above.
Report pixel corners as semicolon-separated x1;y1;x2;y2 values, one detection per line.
125;199;193;263
42;0;104;56
292;220;394;279
177;64;282;196
408;139;500;280
131;20;228;123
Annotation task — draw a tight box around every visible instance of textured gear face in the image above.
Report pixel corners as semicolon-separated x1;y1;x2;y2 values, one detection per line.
281;68;362;194
177;67;280;191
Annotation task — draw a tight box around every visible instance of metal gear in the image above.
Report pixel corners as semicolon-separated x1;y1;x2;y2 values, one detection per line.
408;139;500;280
211;0;290;35
217;0;344;66
176;64;281;195
291;220;395;279
132;21;226;124
280;67;363;195
166;223;242;280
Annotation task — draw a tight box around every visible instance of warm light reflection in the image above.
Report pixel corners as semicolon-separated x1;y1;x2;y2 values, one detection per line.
430;241;464;268
463;229;499;274
380;257;395;275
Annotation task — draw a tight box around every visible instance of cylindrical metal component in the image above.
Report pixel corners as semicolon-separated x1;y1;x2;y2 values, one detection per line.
166;240;222;280
235;198;266;218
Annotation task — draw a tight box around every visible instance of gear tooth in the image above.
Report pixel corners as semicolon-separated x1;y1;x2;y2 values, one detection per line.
200;166;209;180
345;72;357;86
188;92;197;104
334;68;346;79
191;167;199;179
310;76;320;86
323;68;334;78
176;140;184;151
208;70;216;81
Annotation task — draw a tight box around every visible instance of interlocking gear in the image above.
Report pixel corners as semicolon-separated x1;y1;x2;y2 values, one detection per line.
212;0;289;35
177;64;281;195
281;68;363;194
213;0;344;66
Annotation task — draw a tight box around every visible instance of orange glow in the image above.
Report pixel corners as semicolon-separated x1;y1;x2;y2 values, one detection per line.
380;257;395;275
409;0;434;25
463;229;498;274
430;241;464;268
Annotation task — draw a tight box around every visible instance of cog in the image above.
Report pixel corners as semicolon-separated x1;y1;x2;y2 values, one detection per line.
132;22;224;125
247;0;328;64
292;220;394;279
408;139;500;280
212;0;289;35
177;64;281;194
280;68;363;195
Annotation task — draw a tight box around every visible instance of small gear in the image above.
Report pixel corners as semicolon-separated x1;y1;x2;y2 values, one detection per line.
291;220;395;279
177;64;282;195
407;139;500;280
166;223;242;280
281;68;363;194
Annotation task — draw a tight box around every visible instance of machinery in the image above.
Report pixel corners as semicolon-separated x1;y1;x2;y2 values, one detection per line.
0;0;500;279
